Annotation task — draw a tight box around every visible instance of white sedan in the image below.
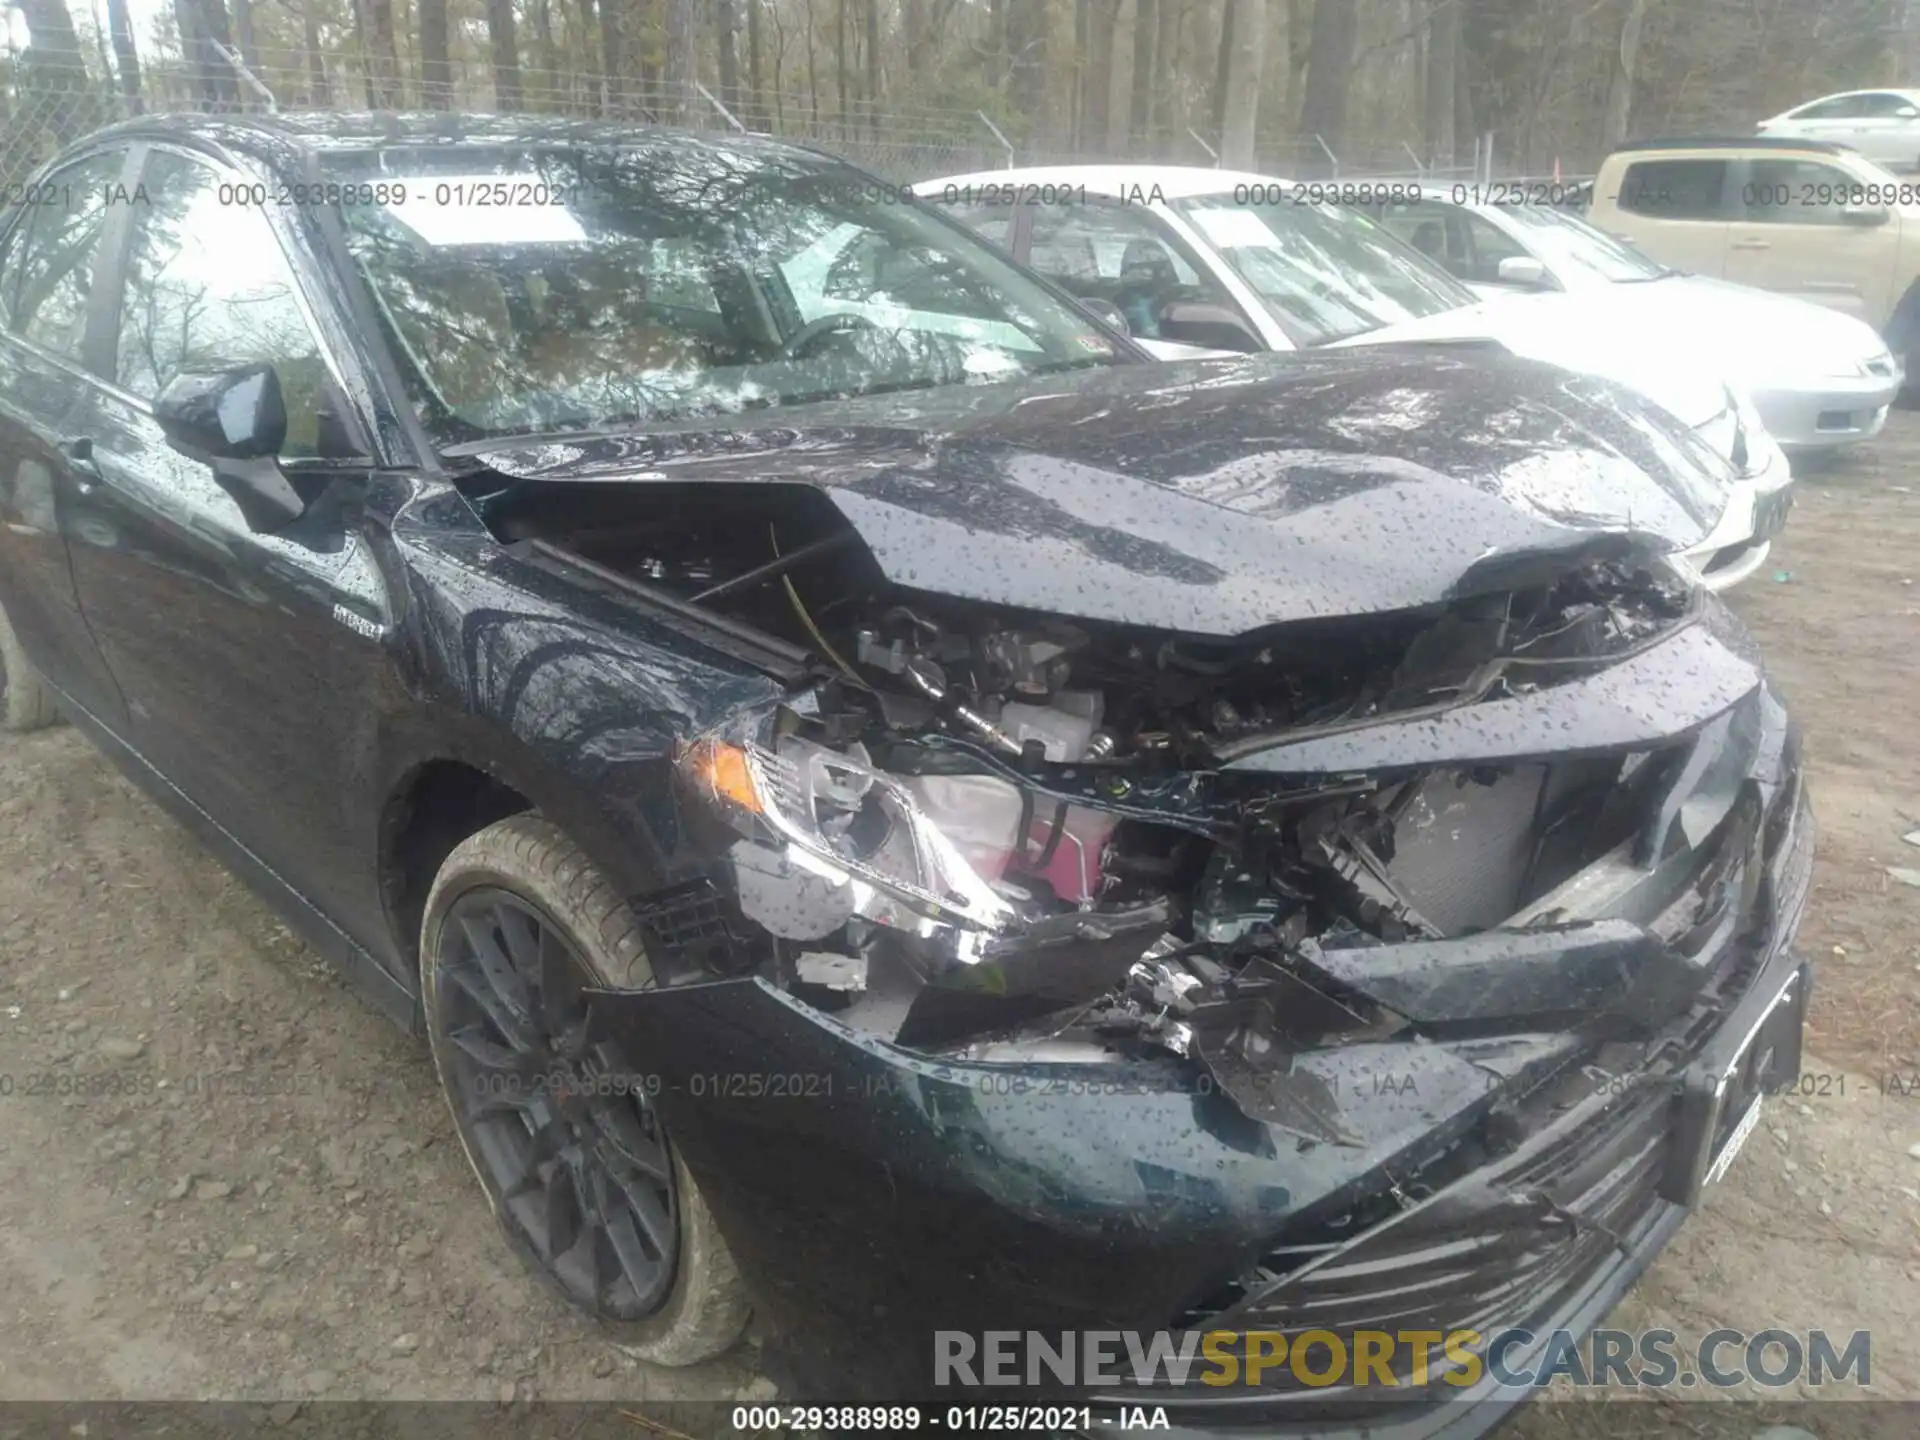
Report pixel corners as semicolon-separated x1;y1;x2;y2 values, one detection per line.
1355;185;1903;453
1757;89;1920;169
918;164;1795;591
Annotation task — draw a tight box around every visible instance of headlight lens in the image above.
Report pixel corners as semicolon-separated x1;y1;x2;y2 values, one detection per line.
682;736;1015;943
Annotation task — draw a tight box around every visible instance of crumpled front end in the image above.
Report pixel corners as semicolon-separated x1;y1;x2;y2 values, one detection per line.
559;498;1810;1420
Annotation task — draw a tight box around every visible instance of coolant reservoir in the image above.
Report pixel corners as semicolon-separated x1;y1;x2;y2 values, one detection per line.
901;774;1025;882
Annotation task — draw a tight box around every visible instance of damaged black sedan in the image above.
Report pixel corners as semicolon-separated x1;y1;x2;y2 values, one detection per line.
0;115;1809;1435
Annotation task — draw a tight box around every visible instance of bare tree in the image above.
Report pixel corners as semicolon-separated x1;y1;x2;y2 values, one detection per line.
864;0;881;137
748;0;767;124
419;0;451;107
1129;0;1157;141
1085;0;1118;149
300;0;329;106
1219;0;1265;166
1601;0;1651;150
488;0;524;111
360;0;401;108
1299;0;1357;159
104;0;143;111
666;0;696;122
1423;0;1460;167
718;0;743;111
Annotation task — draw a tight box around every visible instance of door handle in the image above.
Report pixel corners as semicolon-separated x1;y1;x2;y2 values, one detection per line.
57;436;102;492
1731;238;1771;251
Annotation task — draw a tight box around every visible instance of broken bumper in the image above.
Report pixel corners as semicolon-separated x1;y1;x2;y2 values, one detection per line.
585;681;1813;1429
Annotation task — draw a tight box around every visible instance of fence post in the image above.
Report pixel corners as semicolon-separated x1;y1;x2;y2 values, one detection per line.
696;80;747;132
1313;133;1338;178
976;110;1016;170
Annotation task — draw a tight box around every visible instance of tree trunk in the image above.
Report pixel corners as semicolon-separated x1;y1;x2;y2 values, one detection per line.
420;0;450;108
1601;0;1649;151
487;0;524;112
665;0;696;123
717;0;742;112
173;0;240;110
747;0;765;126
104;0;143;111
835;0;850;136
361;0;400;108
904;0;937;76
599;0;625;116
1085;0;1117;150
231;0;260;76
531;0;559;110
1151;0;1180;139
303;0;329;106
806;0;822;130
1298;0;1357;165
865;0;881;139
1423;0;1459;168
1219;0;1265;167
1211;0;1234;138
1129;0;1157;143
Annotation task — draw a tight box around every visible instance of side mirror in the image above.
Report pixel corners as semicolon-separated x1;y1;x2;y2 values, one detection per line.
1155;301;1264;354
1076;297;1131;335
1897;106;1920;119
1841;202;1891;228
1496;255;1552;288
153;364;306;529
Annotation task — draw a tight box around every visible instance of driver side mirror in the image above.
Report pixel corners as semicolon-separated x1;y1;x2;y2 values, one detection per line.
1840;202;1891;228
154;364;307;529
1156;301;1264;354
1496;255;1553;289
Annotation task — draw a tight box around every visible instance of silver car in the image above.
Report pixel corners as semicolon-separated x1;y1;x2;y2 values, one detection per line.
1758;90;1920;170
1362;186;1904;455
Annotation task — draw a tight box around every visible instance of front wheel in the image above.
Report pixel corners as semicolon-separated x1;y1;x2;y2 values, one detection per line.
421;814;749;1364
0;601;59;732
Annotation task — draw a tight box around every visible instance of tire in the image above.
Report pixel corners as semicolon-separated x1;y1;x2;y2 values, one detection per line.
0;601;59;732
421;814;749;1365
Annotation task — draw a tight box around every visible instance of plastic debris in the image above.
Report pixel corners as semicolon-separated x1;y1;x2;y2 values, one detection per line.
1771;570;1795;583
1887;867;1920;888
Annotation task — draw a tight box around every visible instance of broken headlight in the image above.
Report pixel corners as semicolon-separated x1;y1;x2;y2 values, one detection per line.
680;736;1015;955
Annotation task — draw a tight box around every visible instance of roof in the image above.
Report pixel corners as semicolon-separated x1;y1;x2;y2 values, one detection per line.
79;111;839;171
914;163;1281;200
1607;136;1852;156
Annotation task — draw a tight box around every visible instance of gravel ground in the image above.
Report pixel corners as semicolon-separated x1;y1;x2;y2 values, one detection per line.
3;414;1920;1436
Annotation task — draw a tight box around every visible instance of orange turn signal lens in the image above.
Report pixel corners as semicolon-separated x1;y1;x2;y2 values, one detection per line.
688;740;764;815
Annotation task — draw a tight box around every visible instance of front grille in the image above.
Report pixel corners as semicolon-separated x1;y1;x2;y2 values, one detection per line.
1182;1083;1673;1399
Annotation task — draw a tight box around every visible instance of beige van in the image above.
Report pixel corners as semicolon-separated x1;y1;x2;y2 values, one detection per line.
1589;137;1920;366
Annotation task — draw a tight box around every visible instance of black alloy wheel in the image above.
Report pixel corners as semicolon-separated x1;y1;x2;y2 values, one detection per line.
433;886;680;1319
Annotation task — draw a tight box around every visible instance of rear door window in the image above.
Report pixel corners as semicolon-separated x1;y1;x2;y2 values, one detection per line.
1617;159;1729;221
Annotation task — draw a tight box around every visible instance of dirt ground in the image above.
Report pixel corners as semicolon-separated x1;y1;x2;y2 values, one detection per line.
3;416;1920;1437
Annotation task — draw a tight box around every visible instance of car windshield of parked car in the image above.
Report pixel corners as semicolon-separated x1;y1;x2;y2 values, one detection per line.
1170;196;1474;344
1492;203;1668;284
326;146;1124;443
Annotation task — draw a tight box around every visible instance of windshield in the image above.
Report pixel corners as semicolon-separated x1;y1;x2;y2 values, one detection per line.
324;145;1123;444
1492;204;1667;284
1171;196;1474;345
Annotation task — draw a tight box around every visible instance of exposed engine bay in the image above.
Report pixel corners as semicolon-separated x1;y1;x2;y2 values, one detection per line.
486;481;1740;1124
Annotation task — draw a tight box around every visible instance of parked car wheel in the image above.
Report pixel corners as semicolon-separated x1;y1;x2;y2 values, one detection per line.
0;601;60;732
421;814;749;1364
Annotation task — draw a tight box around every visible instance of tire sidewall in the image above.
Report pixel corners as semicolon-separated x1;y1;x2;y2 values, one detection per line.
418;815;748;1362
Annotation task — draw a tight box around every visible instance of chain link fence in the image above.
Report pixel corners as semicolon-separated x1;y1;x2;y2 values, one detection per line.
0;48;1513;194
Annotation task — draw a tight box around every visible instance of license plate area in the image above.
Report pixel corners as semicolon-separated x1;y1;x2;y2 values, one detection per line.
1660;955;1809;1205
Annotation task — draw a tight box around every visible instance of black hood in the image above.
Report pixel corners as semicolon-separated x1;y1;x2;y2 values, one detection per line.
471;348;1730;636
